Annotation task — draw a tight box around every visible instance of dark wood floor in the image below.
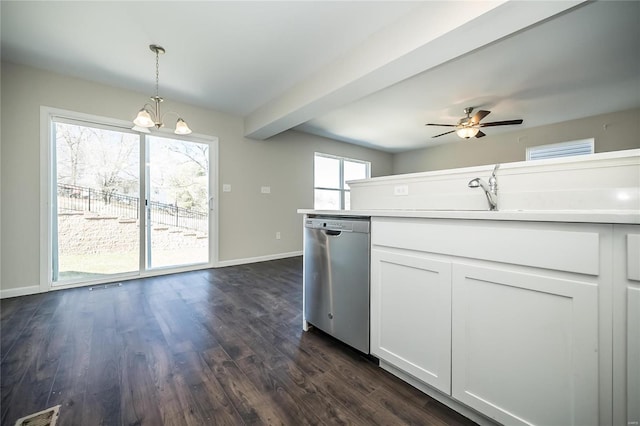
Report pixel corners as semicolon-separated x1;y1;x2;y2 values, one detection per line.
1;257;477;426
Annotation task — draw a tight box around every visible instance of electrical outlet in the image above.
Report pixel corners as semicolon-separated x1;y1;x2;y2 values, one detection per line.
222;184;231;192
276;232;281;240
261;186;271;194
394;185;409;196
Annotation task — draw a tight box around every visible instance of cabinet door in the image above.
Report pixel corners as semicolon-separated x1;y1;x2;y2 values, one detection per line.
628;287;640;426
451;264;599;426
613;227;640;426
371;249;451;394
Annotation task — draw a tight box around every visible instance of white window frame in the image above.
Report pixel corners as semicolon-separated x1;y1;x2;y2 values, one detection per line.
526;139;595;161
313;152;370;210
40;106;219;292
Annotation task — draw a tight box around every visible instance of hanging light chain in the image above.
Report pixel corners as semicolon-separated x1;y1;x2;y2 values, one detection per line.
155;48;160;99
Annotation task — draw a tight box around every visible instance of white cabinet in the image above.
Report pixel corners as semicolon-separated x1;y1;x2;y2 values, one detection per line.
613;226;640;426
451;264;598;426
370;249;451;393
370;217;609;426
628;288;640;424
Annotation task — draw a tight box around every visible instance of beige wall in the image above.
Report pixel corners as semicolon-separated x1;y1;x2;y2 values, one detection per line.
393;108;640;174
0;61;392;293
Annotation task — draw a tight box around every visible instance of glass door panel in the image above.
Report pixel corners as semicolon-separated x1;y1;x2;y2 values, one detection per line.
53;121;140;284
146;136;209;269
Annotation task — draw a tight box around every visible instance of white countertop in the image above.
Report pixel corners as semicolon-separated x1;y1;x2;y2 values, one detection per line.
297;209;640;224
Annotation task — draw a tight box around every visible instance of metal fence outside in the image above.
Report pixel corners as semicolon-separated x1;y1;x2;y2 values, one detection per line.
57;183;208;233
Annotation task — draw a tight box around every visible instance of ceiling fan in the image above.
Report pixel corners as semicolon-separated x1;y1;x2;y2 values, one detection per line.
426;107;523;139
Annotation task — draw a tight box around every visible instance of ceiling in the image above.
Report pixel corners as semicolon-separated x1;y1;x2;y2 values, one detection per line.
2;1;639;153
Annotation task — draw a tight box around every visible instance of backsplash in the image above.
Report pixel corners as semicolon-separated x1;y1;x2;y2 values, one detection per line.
349;149;640;212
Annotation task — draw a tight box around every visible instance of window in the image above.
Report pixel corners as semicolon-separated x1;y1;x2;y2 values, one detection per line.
526;139;594;161
314;153;370;210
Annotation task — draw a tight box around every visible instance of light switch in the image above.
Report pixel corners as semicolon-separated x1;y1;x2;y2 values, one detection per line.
223;184;231;192
261;186;271;194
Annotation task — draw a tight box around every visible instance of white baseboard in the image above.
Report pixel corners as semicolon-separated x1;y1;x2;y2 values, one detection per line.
216;251;302;268
0;285;42;299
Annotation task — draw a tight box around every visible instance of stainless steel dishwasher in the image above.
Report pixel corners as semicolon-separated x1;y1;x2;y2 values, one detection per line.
303;215;370;354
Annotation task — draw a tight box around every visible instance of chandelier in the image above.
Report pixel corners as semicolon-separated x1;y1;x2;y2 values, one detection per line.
132;44;192;135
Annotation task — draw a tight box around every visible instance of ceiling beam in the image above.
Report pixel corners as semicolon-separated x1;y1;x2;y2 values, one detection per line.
244;0;585;141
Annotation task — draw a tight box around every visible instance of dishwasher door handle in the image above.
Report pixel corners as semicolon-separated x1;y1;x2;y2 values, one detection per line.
324;229;342;236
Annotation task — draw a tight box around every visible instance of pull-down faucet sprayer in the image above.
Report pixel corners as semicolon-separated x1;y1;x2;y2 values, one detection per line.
468;164;500;211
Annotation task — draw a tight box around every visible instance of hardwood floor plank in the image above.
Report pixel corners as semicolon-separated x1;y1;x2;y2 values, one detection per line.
0;296;64;424
191;300;287;369
172;350;244;425
201;347;285;425
119;330;165;426
47;299;94;426
369;383;451;426
313;369;395;426
269;358;358;425
236;354;322;426
81;289;124;425
0;294;44;360
144;338;190;426
249;320;332;378
291;329;380;397
0;257;477;426
189;302;255;361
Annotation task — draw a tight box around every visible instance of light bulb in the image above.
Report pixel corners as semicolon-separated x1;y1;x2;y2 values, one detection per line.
133;108;155;128
174;118;192;135
456;127;480;139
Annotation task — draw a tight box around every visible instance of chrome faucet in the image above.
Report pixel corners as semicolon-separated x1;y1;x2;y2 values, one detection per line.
468;164;500;211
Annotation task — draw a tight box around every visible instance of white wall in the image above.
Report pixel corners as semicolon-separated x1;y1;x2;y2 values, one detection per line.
0;61;392;294
393;108;640;174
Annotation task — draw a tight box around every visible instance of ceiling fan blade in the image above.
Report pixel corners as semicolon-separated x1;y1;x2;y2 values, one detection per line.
471;110;490;124
431;130;455;138
479;119;523;127
475;130;486;138
426;123;456;127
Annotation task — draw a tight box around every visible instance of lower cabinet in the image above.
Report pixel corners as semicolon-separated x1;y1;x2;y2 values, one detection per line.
370;249;451;393
451;264;598;426
370;217;609;426
628;289;640;424
613;226;640;426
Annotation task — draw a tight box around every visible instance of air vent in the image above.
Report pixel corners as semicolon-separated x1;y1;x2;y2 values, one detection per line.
89;283;122;291
526;139;594;161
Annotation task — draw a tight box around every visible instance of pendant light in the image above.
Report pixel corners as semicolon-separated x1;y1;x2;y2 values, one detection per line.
132;44;192;135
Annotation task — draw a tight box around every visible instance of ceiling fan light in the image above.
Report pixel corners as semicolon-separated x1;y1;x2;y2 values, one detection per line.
174;118;192;135
133;108;155;128
456;127;479;139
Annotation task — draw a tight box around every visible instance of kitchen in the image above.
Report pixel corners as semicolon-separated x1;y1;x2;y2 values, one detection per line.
2;1;639;425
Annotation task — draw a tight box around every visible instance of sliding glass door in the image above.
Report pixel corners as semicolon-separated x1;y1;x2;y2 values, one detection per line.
50;115;212;286
53;121;141;283
146;136;209;269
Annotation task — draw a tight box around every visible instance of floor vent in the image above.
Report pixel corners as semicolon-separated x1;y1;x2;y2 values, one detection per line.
14;405;60;426
89;282;122;291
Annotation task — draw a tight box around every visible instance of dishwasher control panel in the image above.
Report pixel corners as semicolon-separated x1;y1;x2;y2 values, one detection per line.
304;217;370;233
